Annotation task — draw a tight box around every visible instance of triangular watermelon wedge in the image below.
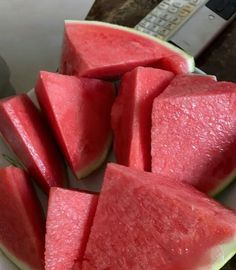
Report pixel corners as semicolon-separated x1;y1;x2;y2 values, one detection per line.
83;163;236;270
0;94;67;193
35;71;115;179
60;20;194;79
112;67;174;171
151;78;236;195
45;187;98;270
0;166;45;270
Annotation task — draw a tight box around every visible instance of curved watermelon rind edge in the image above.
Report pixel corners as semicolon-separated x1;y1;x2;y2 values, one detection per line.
75;134;112;180
210;169;236;197
64;20;195;73
0;244;33;270
0;134;26;170
210;238;236;270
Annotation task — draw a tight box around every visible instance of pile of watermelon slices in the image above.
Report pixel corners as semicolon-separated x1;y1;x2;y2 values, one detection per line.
0;20;235;270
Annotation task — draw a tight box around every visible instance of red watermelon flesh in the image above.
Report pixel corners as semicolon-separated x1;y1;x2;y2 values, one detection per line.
152;83;236;195
35;71;115;179
111;67;174;171
0;94;67;193
60;20;194;79
45;188;98;270
160;73;217;98
0;166;45;270
82;163;236;270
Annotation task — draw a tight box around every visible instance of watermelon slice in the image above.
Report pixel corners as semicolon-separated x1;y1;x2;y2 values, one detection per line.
35;71;115;179
83;163;236;270
151;79;236;195
45;187;98;270
60;20;194;79
160;73;217;98
112;67;174;171
0;94;67;193
0;166;45;270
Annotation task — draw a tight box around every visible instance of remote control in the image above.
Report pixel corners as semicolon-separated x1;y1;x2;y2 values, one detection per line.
135;0;236;57
135;0;207;40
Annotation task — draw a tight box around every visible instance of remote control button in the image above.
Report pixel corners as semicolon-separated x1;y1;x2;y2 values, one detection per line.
170;16;182;24
139;20;147;27
190;0;200;5
208;14;215;20
159;3;169;10
160;13;172;21
135;25;145;31
179;9;190;16
182;4;194;13
163;0;173;4
158;28;170;37
168;6;179;13
151;10;162;17
144;29;156;36
144;21;153;29
173;2;183;8
164;22;176;30
141;28;150;34
158;36;165;40
146;15;157;23
155;19;166;26
146;22;157;31
156;34;164;40
153;25;160;32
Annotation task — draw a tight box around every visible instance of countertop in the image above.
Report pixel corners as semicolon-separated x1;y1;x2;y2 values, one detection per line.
88;1;236;269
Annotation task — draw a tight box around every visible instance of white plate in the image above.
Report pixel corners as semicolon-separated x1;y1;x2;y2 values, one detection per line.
0;0;95;92
0;74;235;269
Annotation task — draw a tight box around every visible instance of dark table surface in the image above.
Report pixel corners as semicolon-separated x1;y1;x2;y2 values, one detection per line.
88;1;236;269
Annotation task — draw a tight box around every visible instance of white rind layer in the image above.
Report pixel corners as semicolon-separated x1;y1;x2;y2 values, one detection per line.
75;135;112;180
198;237;236;270
64;20;195;73
212;238;236;269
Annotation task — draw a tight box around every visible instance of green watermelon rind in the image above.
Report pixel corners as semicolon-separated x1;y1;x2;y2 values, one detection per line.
0;134;26;170
75;135;112;180
211;238;236;269
210;169;236;197
0;244;33;270
64;20;195;73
